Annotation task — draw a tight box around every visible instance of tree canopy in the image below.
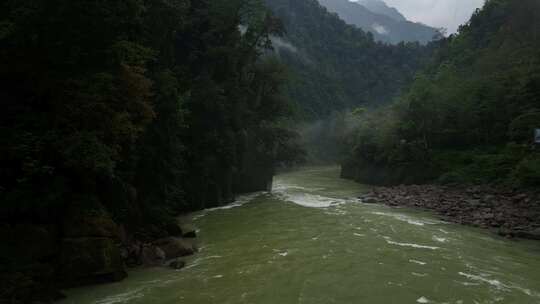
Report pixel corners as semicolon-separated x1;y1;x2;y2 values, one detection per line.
341;0;540;187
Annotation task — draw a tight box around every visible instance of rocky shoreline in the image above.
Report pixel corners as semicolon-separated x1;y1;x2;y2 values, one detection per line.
121;222;198;270
0;212;199;304
359;185;540;240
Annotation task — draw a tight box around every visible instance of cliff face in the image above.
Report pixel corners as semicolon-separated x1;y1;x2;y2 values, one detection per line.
0;139;275;303
0;198;127;302
184;130;276;210
234;132;275;194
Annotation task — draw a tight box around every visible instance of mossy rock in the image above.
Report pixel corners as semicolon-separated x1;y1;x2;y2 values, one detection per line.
153;237;195;259
58;237;126;287
63;196;119;239
178;220;197;238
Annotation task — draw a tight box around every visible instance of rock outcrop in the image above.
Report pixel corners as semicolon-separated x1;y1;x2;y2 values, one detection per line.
1;197;200;302
59;198;126;286
58;237;126;286
153;237;196;260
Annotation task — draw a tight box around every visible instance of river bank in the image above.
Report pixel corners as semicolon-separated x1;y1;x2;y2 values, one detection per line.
59;167;540;304
359;184;540;240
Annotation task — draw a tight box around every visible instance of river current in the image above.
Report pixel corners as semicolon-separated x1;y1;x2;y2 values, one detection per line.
61;167;540;304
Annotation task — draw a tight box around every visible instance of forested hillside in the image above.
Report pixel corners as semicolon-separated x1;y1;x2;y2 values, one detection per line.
0;0;304;301
342;0;540;186
263;0;433;119
317;0;440;45
4;0;540;302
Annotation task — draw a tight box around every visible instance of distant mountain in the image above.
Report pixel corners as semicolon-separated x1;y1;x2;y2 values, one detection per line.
355;0;406;22
317;0;440;44
262;0;432;119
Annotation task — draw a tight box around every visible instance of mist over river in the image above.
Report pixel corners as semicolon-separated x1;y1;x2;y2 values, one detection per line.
61;167;540;304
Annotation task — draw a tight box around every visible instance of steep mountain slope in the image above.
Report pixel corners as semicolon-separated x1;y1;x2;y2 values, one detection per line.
263;0;432;119
355;0;406;22
317;0;440;44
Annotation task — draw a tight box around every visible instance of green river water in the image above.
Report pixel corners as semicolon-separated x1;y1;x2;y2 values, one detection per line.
61;167;540;304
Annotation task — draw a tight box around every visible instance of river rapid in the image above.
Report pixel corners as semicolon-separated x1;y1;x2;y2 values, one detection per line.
61;167;540;304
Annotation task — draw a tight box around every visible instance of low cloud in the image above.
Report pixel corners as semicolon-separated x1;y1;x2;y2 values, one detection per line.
271;36;298;53
372;23;389;35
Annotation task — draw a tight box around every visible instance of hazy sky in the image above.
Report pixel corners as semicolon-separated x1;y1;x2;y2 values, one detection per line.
381;0;485;33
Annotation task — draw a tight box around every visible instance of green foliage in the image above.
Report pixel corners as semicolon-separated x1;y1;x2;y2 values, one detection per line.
0;0;305;226
435;145;529;185
342;0;540;186
263;0;433;120
511;154;540;187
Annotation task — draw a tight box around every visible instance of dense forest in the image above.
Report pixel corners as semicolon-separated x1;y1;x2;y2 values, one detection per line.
342;0;540;187
0;0;304;301
2;0;540;302
263;0;434;119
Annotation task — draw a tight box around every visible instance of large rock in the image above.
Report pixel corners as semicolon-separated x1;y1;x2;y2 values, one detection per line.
513;228;540;240
58;237;126;286
362;197;378;204
179;223;197;238
165;222;183;237
63;202;120;239
165;220;197;238
140;245;166;266
168;259;186;270
153;237;195;259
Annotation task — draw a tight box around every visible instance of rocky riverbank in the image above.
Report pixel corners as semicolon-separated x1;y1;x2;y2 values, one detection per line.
359;185;540;240
120;221;198;269
0;210;198;304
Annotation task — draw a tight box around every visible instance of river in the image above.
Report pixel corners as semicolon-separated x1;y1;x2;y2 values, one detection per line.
61;167;540;304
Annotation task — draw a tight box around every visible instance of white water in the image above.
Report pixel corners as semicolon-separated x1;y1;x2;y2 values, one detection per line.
61;167;540;304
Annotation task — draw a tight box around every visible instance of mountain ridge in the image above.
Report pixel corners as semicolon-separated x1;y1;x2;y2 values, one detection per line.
318;0;441;44
354;0;406;22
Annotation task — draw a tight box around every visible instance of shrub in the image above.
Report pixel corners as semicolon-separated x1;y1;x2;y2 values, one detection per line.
511;154;540;187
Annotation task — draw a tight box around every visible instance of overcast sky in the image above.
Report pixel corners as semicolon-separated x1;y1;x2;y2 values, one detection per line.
382;0;485;34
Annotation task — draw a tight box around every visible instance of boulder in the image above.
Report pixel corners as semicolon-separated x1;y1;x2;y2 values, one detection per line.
140;245;166;266
482;213;494;220
466;199;481;207
62;198;119;239
180;223;197;238
153;237;195;259
168;259;186;270
513;228;540;240
58;237;126;286
165;222;183;237
362;197;378;204
122;241;143;267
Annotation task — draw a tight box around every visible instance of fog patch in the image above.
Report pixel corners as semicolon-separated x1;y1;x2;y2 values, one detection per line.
271;36;298;53
238;25;247;35
296;111;363;164
239;25;297;54
372;23;389;35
